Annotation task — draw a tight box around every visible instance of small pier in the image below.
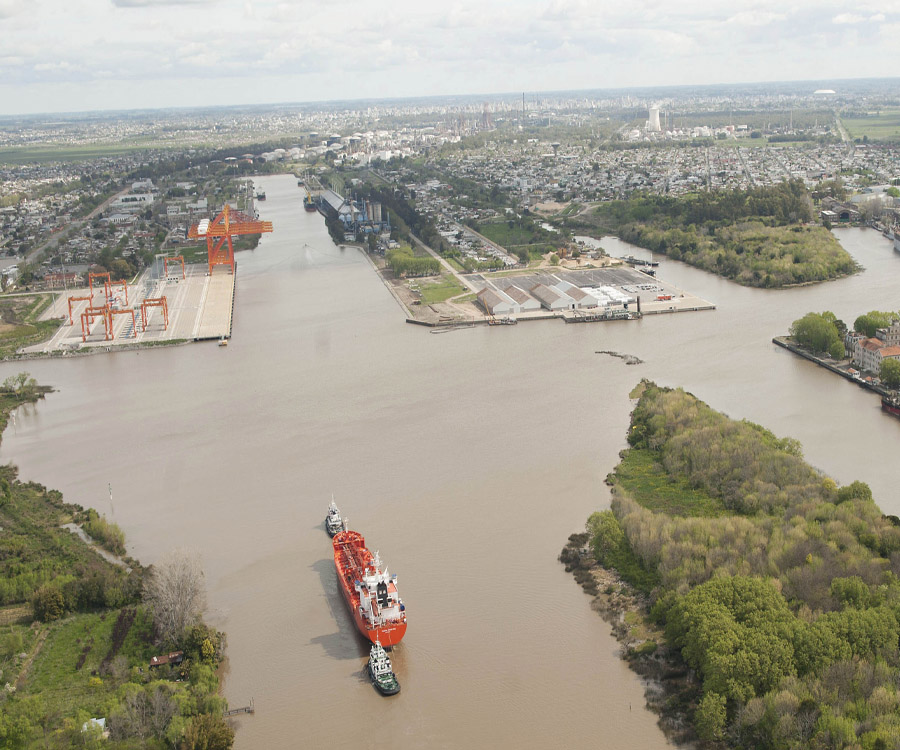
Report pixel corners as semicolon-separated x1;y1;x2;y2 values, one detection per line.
224;698;255;717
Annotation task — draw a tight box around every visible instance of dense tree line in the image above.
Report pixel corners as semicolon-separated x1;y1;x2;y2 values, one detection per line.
597;180;814;226
385;247;439;277
589;382;900;747
591;181;857;287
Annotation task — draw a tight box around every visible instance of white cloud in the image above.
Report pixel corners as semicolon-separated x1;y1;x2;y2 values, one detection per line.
112;0;216;6
727;10;786;26
0;0;25;19
832;12;866;24
1;0;899;113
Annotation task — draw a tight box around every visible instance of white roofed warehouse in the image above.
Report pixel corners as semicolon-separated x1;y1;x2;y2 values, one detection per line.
477;286;518;316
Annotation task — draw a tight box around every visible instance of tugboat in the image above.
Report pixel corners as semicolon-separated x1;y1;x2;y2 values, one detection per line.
368;640;400;695
325;500;344;537
333;529;407;646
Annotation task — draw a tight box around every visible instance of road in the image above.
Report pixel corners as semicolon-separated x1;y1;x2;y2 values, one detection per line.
25;186;130;265
834;110;851;143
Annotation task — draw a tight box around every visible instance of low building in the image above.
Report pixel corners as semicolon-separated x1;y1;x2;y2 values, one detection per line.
503;284;541;312
149;651;184;669
555;281;598;309
530;282;573;311
854;337;886;373
477;286;517;316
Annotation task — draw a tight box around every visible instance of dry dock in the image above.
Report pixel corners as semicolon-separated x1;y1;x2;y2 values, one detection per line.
27;263;234;355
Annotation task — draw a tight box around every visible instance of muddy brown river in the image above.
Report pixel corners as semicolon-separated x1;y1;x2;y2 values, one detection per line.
3;174;898;748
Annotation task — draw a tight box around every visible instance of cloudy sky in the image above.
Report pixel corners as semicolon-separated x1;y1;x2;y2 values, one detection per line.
1;0;897;115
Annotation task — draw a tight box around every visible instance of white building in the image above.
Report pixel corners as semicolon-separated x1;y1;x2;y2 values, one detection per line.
530;283;574;311
477;286;517;316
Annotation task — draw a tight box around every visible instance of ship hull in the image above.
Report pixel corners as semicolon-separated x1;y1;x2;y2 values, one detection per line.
335;566;407;646
333;531;407;647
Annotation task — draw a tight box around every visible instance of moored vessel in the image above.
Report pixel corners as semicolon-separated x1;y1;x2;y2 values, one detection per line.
333;529;407;646
368;641;400;695
882;395;900;418
325;500;344;537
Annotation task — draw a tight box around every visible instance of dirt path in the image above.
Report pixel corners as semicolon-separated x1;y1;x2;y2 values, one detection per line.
15;627;48;689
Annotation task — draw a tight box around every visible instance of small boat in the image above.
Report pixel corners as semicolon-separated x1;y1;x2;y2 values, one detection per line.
368;641;400;695
218;337;228;347
325;500;344;537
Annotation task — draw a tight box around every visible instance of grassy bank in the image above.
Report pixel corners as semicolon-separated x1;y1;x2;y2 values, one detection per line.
0;296;62;358
0;379;233;749
568;380;900;747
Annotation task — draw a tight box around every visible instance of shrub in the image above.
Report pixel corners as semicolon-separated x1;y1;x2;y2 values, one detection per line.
32;585;65;622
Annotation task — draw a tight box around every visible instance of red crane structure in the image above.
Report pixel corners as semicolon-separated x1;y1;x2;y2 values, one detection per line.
67;294;93;325
81;306;112;343
140;297;169;332
188;204;273;275
164;255;185;280
109;307;137;337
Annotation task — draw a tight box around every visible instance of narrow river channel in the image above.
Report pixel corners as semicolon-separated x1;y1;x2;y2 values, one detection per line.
2;174;897;748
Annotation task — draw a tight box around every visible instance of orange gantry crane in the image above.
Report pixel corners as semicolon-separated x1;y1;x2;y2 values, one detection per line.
164;255;185;280
140;297;169;332
81;306;112;343
188;204;273;275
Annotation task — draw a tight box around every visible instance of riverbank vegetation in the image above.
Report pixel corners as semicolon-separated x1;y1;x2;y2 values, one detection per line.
788;309;898;357
579;181;857;287
576;381;900;747
0;296;63;359
0;378;233;749
789;311;847;358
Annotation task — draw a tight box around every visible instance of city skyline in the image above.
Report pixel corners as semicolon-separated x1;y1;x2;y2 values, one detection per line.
3;0;899;116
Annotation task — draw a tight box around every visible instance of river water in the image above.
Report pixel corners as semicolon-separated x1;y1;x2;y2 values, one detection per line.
2;174;898;749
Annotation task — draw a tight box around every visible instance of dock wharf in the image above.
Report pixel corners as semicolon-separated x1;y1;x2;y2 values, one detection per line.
223;698;255;717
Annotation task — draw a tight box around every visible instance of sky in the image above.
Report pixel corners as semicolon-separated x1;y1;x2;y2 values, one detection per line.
1;0;898;116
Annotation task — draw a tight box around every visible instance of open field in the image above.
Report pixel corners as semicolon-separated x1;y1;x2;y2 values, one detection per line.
0;140;174;165
417;275;467;304
842;108;900;141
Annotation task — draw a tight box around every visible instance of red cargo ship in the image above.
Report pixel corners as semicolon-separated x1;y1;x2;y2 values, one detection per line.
333;530;407;647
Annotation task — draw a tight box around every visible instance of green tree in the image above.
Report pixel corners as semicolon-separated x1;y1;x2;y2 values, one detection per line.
181;713;234;750
880;358;900;388
836;480;873;504
2;372;37;396
854;311;896;337
790;312;845;358
695;691;727;741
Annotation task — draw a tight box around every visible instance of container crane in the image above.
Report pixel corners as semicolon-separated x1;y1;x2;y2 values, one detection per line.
188;204;273;275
